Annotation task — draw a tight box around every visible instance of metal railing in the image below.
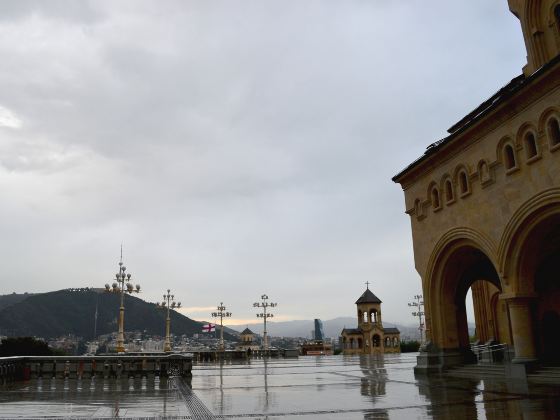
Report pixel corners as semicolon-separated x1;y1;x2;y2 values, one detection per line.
470;342;511;363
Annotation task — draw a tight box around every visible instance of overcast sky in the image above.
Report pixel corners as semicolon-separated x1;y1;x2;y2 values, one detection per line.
0;0;526;327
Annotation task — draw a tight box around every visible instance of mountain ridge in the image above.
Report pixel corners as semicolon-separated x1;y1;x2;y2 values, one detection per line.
0;289;236;340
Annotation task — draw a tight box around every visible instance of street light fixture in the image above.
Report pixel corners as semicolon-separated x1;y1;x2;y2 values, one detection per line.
408;294;425;344
156;289;181;352
211;302;232;352
104;251;141;353
253;294;277;351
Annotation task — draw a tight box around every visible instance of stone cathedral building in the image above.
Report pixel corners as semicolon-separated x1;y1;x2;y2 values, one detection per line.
341;286;400;355
393;0;560;373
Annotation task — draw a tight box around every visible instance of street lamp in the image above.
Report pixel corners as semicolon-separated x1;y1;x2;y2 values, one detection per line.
253;294;277;351
156;289;181;352
104;252;141;353
408;294;425;344
211;302;232;351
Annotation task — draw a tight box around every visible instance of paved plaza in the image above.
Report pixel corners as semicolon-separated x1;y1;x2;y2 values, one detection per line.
1;353;559;419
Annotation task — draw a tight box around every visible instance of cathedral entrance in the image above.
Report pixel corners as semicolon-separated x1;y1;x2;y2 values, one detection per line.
428;240;506;366
511;212;560;365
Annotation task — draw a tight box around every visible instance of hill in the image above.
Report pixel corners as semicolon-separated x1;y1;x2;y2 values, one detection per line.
0;289;235;340
229;317;475;341
0;293;35;311
228;317;423;340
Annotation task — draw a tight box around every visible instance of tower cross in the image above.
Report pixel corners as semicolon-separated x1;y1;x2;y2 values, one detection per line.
365;281;370;289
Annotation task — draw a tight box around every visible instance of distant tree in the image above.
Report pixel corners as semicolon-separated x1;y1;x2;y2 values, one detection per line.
400;340;421;353
75;340;87;356
0;337;54;356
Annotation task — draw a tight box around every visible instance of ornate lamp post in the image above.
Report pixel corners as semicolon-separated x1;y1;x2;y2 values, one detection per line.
157;289;181;352
253;294;277;351
211;302;232;351
104;253;141;353
408;294;425;344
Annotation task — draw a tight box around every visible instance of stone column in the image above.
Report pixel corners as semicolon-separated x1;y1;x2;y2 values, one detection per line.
507;296;537;363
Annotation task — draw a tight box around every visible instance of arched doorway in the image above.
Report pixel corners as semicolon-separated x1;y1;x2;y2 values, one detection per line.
515;212;560;364
429;241;505;365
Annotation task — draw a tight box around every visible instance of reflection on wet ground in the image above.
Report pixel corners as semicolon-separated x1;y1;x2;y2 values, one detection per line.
1;353;559;418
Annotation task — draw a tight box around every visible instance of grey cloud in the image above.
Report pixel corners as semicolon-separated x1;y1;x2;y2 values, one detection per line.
0;0;525;325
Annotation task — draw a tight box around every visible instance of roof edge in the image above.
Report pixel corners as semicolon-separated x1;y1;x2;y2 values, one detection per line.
392;53;560;184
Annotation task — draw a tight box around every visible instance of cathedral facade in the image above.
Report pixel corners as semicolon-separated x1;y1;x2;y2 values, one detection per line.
393;0;560;372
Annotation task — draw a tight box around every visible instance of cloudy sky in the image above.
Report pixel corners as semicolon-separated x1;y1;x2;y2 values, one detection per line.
0;0;525;327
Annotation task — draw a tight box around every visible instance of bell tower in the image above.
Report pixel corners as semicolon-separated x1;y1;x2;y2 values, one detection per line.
508;0;560;75
356;282;383;331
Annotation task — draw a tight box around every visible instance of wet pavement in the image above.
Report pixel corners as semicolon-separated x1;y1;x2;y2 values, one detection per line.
1;353;559;419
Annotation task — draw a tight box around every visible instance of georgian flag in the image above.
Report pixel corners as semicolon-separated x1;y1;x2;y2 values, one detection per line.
202;323;215;333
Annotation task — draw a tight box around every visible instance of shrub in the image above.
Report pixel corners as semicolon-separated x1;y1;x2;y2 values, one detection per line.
0;337;54;356
400;340;420;353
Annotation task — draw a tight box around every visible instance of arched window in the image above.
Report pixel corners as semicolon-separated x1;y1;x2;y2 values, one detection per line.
368;309;376;324
458;171;469;195
372;335;380;347
431;187;440;209
414;198;424;220
548;117;560;147
393;337;398;348
524;131;538;159
504;144;517;170
444;180;454;203
478;160;491;184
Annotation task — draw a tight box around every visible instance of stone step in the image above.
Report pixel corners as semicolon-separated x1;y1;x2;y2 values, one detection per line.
527;368;560;383
444;364;506;379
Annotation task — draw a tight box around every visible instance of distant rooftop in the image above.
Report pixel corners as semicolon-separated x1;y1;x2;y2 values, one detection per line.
393;53;560;182
355;288;382;305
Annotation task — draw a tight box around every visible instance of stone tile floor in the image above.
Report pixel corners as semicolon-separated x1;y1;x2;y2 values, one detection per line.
1;353;559;419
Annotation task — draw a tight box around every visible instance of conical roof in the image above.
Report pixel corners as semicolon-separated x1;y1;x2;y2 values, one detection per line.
240;327;254;335
355;288;382;304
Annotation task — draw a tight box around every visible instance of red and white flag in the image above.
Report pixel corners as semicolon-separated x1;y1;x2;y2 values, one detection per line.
202;323;215;333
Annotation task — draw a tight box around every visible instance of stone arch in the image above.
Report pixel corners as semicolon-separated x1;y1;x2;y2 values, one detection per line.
498;188;560;362
372;334;380;347
425;228;501;354
498;188;560;289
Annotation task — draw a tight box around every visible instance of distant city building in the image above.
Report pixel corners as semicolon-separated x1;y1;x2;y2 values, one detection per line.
341;286;400;355
300;339;333;356
235;327;260;352
314;319;325;341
